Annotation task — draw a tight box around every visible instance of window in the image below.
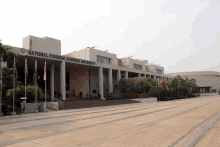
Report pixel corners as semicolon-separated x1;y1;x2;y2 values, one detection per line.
156;69;162;74
30;39;32;46
92;90;96;94
100;57;103;63
97;56;111;64
133;64;142;70
30;39;32;50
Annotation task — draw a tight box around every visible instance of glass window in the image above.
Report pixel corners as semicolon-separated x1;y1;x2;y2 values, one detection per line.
30;39;32;46
97;56;111;64
100;57;103;63
156;69;162;74
133;64;142;70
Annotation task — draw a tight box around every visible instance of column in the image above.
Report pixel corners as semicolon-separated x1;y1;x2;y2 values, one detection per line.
51;64;54;101
60;61;66;101
144;74;146;78
117;70;121;83
99;67;104;99
138;73;141;77
125;71;128;78
108;68;113;93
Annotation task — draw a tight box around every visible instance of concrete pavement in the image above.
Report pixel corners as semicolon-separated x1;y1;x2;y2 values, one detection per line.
0;94;220;147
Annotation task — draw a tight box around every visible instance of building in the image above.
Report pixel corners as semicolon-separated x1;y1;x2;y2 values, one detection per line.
166;71;220;93
23;35;61;55
3;35;174;101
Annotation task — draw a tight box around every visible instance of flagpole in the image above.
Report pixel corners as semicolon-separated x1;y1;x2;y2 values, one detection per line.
158;77;159;86
35;60;38;112
13;57;15;115
25;58;27;113
44;61;47;112
45;81;46;103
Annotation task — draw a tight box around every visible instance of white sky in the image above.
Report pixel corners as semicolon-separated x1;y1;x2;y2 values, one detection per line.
1;0;220;73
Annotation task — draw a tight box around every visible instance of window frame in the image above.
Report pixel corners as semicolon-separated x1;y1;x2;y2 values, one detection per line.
97;55;111;64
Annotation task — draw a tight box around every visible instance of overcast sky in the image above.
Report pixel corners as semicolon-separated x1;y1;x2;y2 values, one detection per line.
0;0;220;73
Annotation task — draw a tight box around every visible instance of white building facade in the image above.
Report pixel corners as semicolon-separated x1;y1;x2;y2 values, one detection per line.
4;35;174;100
167;71;220;93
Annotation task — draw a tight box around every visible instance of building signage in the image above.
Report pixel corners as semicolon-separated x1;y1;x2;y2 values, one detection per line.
21;49;95;66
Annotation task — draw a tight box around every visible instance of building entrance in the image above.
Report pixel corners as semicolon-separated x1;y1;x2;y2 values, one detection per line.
104;86;109;98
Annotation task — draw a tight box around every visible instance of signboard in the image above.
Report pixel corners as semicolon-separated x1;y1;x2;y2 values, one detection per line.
21;97;27;100
21;49;95;66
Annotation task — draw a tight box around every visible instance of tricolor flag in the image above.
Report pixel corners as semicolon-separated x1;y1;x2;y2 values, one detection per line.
25;59;28;77
44;61;46;81
34;60;37;77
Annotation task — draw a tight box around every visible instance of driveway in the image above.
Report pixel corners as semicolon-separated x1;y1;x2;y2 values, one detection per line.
0;95;220;147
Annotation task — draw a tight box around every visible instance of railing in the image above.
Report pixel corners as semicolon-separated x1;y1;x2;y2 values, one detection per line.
53;97;64;110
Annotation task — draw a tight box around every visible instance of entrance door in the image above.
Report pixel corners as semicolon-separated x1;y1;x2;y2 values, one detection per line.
104;86;109;98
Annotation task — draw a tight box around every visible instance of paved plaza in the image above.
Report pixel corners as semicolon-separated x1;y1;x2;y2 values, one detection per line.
0;94;220;147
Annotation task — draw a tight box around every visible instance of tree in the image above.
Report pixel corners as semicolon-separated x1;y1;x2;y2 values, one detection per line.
0;43;21;115
0;44;20;67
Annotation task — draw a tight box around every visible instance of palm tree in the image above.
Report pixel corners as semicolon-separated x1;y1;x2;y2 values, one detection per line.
188;78;196;95
183;77;197;97
171;75;182;98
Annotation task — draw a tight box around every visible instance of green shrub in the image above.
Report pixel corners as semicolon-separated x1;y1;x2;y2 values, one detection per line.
6;85;43;103
107;91;121;100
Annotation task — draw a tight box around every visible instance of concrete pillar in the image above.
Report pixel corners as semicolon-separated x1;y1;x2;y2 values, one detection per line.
117;70;121;83
144;74;146;78
99;67;104;99
108;68;113;93
60;61;66;101
138;73;141;77
125;71;128;78
51;64;54;101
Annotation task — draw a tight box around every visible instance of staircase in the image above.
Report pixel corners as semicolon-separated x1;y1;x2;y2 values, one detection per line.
53;97;64;110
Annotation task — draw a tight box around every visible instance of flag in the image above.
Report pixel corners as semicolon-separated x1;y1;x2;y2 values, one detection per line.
34;60;37;77
26;59;28;77
44;61;46;81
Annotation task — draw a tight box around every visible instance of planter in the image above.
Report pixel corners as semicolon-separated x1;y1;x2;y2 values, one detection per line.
26;103;39;113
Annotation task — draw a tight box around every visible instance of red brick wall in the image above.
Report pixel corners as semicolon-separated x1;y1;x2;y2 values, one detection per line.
69;68;89;98
118;59;122;66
